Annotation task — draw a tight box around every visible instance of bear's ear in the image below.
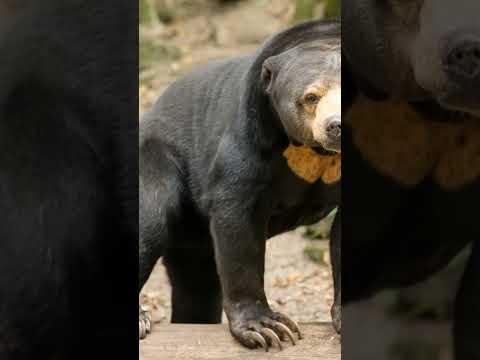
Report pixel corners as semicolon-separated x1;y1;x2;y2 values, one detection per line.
261;57;276;94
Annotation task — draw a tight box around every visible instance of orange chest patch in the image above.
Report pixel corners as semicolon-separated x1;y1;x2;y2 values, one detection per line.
346;96;480;190
283;145;341;184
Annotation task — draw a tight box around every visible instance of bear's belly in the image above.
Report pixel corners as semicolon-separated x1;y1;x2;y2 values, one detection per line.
346;96;480;190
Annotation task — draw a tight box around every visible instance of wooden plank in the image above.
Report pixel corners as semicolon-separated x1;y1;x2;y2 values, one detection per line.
140;322;340;360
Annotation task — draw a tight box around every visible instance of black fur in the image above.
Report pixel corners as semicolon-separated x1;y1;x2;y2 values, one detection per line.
343;54;480;360
139;20;340;348
0;2;138;359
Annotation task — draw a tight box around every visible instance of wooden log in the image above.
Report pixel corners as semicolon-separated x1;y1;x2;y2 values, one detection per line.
140;322;340;360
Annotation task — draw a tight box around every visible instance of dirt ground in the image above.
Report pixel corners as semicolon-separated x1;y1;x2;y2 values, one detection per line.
139;0;332;327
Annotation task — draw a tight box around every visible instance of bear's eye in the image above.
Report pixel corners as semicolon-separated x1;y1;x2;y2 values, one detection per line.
305;94;320;104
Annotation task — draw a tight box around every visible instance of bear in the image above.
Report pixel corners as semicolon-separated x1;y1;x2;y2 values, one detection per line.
0;2;137;359
139;20;341;351
342;1;480;359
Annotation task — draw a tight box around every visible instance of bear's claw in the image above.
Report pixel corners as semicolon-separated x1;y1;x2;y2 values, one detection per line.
244;331;268;351
274;314;303;340
139;307;151;340
232;311;302;351
260;328;283;350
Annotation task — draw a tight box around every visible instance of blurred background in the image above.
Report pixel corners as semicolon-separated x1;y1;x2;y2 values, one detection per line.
139;0;339;111
138;0;340;329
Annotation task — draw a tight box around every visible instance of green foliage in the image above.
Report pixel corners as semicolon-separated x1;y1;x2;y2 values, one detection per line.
139;39;181;71
304;245;328;265
293;0;340;22
139;0;159;26
324;0;340;19
293;0;317;22
157;8;175;23
155;0;178;23
303;208;337;240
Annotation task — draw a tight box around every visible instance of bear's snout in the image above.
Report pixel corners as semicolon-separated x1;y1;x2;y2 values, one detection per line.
443;34;480;83
325;115;341;139
311;85;341;152
312;111;341;153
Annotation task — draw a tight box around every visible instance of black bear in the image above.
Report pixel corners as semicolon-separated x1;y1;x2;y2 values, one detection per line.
139;20;341;350
343;1;480;359
0;2;137;359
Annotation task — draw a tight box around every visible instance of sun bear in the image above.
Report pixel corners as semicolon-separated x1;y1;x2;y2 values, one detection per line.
343;1;480;358
139;20;341;350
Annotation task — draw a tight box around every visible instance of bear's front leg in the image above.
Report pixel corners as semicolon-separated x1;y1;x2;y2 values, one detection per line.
210;203;302;351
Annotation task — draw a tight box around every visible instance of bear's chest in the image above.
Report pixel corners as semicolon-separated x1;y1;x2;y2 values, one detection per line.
282;145;341;184
346;96;480;190
266;146;340;235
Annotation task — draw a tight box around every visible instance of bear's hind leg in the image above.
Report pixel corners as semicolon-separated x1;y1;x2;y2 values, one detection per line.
164;245;223;324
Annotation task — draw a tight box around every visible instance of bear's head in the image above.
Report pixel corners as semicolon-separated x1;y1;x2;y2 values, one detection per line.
344;0;480;116
261;39;341;153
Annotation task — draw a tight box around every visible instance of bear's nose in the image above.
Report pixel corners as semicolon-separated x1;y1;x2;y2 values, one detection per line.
443;36;480;82
325;115;341;139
